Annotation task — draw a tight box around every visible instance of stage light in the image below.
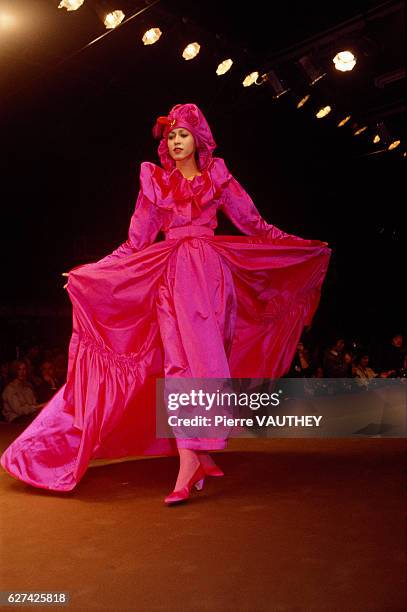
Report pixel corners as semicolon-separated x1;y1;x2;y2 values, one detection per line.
242;71;259;87
58;0;84;10
372;121;388;144
263;70;290;98
142;27;162;45
216;59;233;76
104;10;125;29
333;51;357;72
0;12;16;28
296;94;311;109
315;105;332;119
353;125;368;135
337;115;352;127
373;121;402;151
297;55;326;85
182;42;200;60
388;140;401;150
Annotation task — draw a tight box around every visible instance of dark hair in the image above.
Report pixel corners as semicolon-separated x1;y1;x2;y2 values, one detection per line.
356;353;369;364
40;360;54;370
194;148;200;167
329;336;345;348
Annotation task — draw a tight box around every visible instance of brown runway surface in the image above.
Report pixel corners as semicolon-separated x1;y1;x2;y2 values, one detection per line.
1;418;406;612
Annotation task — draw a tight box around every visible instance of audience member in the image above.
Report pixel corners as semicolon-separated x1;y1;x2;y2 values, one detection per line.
323;337;348;377
343;351;355;377
1;360;46;423
354;354;378;379
36;361;61;403
287;342;313;377
379;334;407;377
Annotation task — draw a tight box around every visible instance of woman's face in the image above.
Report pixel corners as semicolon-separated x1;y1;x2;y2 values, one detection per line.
17;363;27;380
167;127;196;161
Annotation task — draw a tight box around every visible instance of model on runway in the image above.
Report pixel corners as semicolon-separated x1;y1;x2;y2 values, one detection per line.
0;103;331;504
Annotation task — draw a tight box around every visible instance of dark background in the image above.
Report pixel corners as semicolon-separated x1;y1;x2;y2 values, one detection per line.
0;0;405;356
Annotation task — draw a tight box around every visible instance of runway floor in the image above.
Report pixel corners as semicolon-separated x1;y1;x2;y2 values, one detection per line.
1;418;406;611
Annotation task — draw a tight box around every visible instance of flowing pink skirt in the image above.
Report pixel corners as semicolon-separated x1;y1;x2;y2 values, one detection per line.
1;230;330;491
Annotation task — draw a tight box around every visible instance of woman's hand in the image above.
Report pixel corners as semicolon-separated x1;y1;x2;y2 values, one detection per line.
62;272;69;289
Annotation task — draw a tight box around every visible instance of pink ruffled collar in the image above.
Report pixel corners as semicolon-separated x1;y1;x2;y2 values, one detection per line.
149;157;232;211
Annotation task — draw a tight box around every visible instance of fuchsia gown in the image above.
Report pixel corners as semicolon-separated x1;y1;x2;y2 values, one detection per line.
1;156;331;491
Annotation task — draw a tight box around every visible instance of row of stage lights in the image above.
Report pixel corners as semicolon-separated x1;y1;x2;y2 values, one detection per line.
57;2;359;77
256;64;403;155
20;1;389;157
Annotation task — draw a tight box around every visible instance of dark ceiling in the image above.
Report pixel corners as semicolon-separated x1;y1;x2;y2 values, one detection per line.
0;0;405;342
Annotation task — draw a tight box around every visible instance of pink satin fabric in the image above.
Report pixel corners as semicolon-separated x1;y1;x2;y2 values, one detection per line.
1;157;331;491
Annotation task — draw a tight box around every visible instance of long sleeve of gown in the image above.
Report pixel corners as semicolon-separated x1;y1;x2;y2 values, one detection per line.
218;159;323;244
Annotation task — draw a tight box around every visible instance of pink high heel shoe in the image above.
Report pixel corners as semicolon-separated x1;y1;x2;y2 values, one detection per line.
164;464;206;505
194;463;224;491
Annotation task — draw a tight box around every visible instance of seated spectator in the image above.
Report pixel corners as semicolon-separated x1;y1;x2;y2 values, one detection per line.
36;361;61;404
378;333;407;377
323;337;348;377
1;360;46;423
354;354;379;388
354;354;378;378
343;351;355;377
354;351;394;379
287;342;313;377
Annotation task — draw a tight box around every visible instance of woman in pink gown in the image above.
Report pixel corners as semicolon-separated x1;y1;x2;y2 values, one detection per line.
0;103;331;503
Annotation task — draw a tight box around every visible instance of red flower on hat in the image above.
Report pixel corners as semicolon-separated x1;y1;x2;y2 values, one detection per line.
157;116;176;127
152;116;176;139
